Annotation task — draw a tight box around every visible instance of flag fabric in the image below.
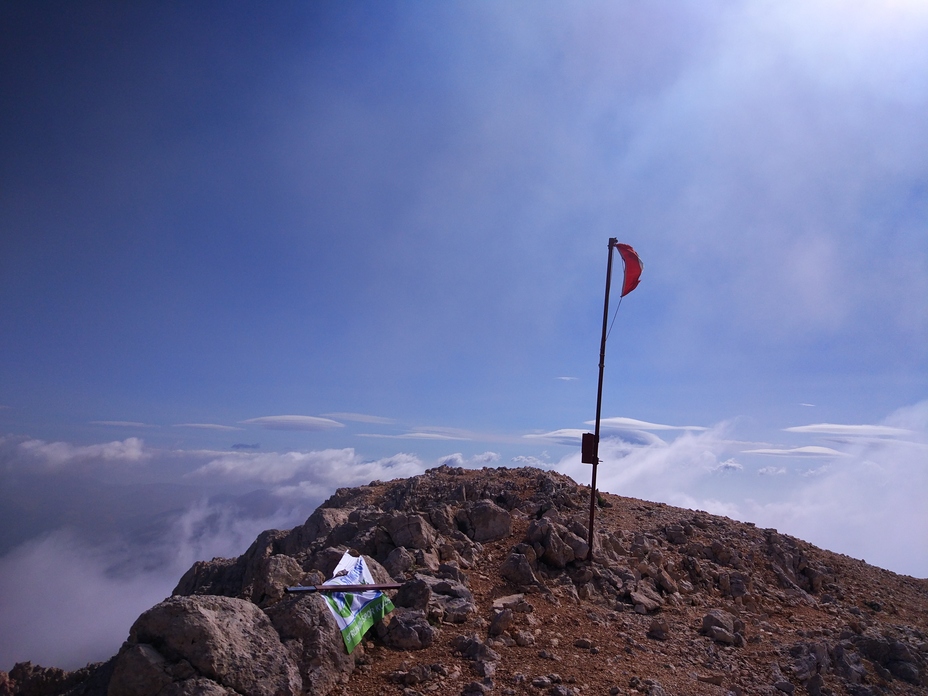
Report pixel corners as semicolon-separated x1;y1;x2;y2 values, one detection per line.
616;243;643;297
320;551;395;653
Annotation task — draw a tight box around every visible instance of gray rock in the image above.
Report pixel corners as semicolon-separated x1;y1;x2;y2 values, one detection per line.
159;677;237;695
442;596;477;623
489;608;514;637
385;513;438;551
702;608;735;635
119;595;302;696
630;580;664;614
452;635;501;663
395;577;432;610
384;546;415;579
706;625;736;645
655;569;678;595
280;507;350;555
466;500;513;543
375;608;438;650
265;594;357;695
500;552;539;586
107;643;173;696
647;618;669;641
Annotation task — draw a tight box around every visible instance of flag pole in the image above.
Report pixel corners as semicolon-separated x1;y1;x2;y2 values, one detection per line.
587;237;618;562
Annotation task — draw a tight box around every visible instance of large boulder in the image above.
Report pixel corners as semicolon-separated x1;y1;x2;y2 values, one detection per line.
265;594;358;696
457;500;512;543
384;513;438;551
109;595;301;696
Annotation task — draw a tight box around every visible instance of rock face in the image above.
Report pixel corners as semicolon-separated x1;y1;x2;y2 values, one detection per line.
109;595;302;696
3;465;927;696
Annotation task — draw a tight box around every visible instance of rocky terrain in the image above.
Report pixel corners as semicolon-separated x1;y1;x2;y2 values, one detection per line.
2;465;926;696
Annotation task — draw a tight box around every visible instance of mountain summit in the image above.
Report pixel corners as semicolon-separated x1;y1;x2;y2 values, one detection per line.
2;465;926;695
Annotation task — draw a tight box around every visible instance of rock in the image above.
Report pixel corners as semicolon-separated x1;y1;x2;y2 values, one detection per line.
395;577;432;610
702;608;735;634
7;661;104;696
452;635;501;664
118;595;302;696
464;500;513;543
646;618;669;641
438;561;468;583
388;664;436;686
250;553;305;606
172;556;242;598
489;608;514;637
655;569;678;595
414;548;441;571
385;513;438;551
500;551;539;586
526;519;577;568
281;507;349;555
665;525;687;544
384;546;415;579
107;643;173;695
630;580;664;614
376;608;438;650
265;594;357;695
705;625;736;645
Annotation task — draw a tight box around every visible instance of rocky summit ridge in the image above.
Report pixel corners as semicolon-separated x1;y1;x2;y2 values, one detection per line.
2;465;926;696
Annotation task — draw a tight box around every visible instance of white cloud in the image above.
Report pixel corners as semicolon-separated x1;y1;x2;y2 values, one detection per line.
436;451;500;468
715;458;743;472
758;466;786;476
511;455;549;468
742;445;848;457
272;453;425;501
358;431;469;441
322;412;396;425
0;531;175;671
173;423;243;431
593;417;707;431
18;437;149;468
240;415;344;431
556;401;928;577
188;448;359;484
783;423;912;437
0;497;310;672
90;421;156;428
523;429;586;445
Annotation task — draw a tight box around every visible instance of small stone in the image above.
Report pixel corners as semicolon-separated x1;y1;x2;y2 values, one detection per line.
647;618;669;641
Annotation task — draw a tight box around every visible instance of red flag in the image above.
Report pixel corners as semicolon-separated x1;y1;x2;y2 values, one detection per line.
615;243;643;297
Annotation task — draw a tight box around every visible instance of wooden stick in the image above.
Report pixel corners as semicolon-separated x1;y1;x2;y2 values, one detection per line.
284;583;403;594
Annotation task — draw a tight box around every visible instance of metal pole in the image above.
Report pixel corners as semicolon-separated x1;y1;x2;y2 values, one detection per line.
587;237;618;562
285;583;403;594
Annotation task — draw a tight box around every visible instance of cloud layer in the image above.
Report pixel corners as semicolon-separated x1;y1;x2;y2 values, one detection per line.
557;400;928;578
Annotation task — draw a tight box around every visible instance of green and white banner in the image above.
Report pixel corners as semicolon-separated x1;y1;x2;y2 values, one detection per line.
321;551;395;653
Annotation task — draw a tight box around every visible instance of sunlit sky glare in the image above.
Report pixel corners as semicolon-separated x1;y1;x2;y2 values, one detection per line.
1;0;927;671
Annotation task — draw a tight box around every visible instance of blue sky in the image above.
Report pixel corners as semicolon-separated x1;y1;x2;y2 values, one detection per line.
1;0;927;671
